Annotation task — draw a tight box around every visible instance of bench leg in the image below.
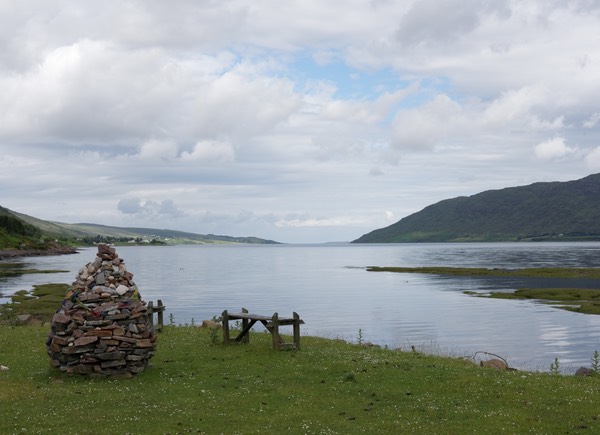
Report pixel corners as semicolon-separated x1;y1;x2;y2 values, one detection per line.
271;313;281;350
222;310;230;344
271;325;281;350
293;312;301;350
241;307;249;343
235;319;258;343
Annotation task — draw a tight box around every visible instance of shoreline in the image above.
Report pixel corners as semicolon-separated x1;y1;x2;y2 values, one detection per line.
0;246;79;260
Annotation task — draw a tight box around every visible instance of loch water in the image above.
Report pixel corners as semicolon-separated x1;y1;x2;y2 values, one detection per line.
2;242;600;372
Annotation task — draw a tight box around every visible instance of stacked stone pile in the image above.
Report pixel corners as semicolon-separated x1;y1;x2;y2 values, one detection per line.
46;244;157;377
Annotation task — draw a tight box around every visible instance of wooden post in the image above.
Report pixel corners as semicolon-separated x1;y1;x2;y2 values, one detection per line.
157;299;164;331
293;312;301;350
241;307;249;343
148;301;154;333
221;310;230;344
271;312;281;350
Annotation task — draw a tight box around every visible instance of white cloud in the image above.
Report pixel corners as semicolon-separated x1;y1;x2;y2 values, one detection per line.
180;140;235;162
1;1;600;243
534;137;576;160
585;147;600;169
275;216;367;228
0;39;184;142
584;112;600;128
138;140;179;160
392;94;463;150
118;198;183;217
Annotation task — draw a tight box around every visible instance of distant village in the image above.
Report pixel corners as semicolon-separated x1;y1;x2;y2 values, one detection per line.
78;235;167;246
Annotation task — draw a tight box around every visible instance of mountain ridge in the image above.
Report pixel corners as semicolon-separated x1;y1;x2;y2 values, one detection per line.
353;173;600;243
1;207;279;254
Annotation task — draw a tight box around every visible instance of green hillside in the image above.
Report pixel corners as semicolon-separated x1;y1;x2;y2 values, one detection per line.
0;205;44;249
353;173;600;243
1;207;279;253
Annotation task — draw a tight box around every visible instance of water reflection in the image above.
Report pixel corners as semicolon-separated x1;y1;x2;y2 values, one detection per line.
2;242;600;372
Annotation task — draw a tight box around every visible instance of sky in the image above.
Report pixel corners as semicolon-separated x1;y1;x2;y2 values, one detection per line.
1;0;600;244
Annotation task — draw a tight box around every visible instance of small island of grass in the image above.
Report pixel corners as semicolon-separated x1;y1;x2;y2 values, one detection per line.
367;266;600;315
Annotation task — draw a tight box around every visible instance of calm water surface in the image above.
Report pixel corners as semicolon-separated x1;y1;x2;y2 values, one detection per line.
2;242;600;372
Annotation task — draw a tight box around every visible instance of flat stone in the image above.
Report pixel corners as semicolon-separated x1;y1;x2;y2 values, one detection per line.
101;359;126;369
48;342;62;353
16;314;32;324
86;329;113;337
135;339;154;348
95;272;106;285
84;320;112;327
100;339;120;346
96;351;126;361
113;335;138;344
111;326;126;336
51;336;71;346
73;336;99;346
105;314;127;320
52;313;71;325
73;364;95;374
79;355;99;364
62;344;96;355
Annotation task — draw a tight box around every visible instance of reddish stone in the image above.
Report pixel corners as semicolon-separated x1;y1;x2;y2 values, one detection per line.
52;313;71;324
73;336;98;346
86;329;113;337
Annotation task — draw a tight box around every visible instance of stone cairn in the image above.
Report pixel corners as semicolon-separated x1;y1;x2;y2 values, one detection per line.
46;244;157;377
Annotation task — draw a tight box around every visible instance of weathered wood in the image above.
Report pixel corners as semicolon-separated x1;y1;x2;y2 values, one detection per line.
241;307;249;344
293;312;301;350
224;312;274;321
147;300;166;333
148;301;154;333
221;310;231;344
157;299;164;331
220;308;303;350
234;319;259;343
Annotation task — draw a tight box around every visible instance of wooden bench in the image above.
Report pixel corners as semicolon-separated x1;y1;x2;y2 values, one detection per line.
220;308;304;350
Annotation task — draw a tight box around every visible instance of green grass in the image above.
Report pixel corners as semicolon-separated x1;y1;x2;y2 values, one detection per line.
1;326;600;434
485;288;600;315
0;263;68;279
369;266;600;315
367;266;600;278
0;283;69;323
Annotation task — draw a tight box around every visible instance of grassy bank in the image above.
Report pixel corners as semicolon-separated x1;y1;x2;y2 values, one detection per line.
368;266;600;315
0;263;68;280
366;266;600;278
482;288;600;315
0;283;69;323
1;325;599;434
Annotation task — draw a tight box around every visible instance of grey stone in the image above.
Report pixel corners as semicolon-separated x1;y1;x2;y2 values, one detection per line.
575;367;594;376
95;272;106;285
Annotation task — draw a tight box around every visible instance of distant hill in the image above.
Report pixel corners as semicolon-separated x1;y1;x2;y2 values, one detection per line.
1;207;279;254
1;205;40;247
353;173;600;243
0;205;76;256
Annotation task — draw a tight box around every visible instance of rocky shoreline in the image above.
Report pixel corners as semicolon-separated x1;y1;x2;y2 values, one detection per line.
0;245;78;260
